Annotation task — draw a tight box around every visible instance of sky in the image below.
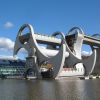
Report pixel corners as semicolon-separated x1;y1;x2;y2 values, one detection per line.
0;0;100;59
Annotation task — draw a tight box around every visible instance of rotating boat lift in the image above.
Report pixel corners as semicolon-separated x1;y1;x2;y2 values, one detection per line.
13;24;100;79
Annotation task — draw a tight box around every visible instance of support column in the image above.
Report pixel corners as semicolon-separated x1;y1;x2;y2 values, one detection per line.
24;56;41;79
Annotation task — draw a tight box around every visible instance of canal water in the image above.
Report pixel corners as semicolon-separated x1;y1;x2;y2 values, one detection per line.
0;78;100;100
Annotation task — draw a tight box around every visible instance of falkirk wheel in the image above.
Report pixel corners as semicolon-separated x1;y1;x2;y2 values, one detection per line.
13;24;100;79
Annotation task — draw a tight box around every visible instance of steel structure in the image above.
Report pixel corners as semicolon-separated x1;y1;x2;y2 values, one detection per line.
13;24;100;79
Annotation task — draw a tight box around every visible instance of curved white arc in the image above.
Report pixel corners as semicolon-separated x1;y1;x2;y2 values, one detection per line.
67;27;84;35
64;27;85;67
31;31;66;78
52;31;77;58
26;25;49;59
14;34;23;57
66;27;84;59
91;48;100;75
18;24;49;76
14;24;39;78
82;49;97;76
49;42;66;78
14;24;34;57
51;31;82;67
18;24;33;36
46;32;67;78
14;24;66;78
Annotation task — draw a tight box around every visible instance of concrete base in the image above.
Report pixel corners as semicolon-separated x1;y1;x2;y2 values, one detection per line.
79;76;100;80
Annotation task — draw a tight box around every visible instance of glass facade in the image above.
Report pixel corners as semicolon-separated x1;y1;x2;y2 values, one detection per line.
0;59;25;78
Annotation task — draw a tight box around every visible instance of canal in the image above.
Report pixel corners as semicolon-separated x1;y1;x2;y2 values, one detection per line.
0;78;100;100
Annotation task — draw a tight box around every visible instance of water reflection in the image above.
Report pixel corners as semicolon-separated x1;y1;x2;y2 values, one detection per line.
0;78;100;100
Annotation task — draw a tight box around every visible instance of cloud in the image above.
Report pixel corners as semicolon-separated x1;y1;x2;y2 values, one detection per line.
0;37;93;58
82;51;92;56
4;22;14;29
0;37;27;53
18;48;27;53
0;55;18;60
0;37;14;51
